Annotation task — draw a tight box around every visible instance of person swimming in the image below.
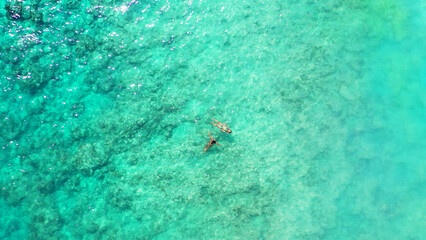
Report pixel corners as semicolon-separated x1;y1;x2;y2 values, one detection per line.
210;118;232;133
203;132;222;152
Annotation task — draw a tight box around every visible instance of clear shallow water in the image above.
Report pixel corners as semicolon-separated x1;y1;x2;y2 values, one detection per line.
0;0;424;239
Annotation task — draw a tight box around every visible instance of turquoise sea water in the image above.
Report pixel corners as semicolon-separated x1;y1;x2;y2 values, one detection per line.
0;0;425;239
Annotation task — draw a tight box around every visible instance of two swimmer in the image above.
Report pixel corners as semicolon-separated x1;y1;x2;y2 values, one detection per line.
203;118;232;152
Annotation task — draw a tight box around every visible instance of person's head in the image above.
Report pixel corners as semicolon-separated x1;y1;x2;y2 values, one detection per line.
228;130;232;133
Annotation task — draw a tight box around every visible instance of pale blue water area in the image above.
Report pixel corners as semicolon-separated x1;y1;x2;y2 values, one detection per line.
0;0;425;239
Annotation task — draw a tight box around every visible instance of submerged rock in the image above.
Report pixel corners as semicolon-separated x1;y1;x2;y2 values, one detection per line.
66;0;81;10
5;3;23;21
5;2;32;21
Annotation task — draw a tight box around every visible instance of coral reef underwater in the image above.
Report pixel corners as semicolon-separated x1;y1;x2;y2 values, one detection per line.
0;0;425;239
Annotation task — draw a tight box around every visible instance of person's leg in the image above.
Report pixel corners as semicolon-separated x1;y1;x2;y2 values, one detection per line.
212;118;221;125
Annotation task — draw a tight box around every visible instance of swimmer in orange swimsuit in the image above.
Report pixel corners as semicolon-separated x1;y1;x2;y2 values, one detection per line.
210;118;232;133
203;132;222;152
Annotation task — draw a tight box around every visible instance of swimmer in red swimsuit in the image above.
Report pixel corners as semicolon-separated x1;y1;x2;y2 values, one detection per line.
203;132;222;152
210;118;232;133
